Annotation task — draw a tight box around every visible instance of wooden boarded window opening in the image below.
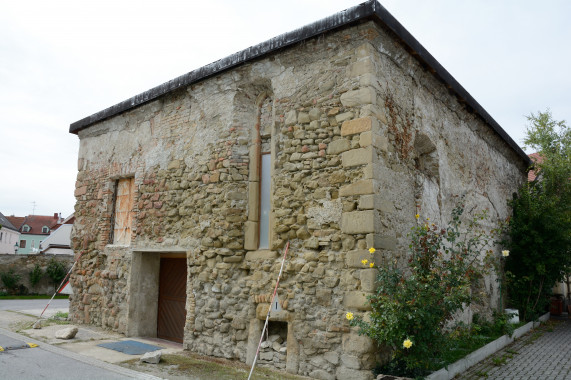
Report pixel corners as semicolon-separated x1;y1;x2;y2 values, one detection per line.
113;178;135;245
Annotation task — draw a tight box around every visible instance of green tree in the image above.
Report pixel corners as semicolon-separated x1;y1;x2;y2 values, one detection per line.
1;269;22;295
29;263;43;290
46;258;67;291
505;110;571;320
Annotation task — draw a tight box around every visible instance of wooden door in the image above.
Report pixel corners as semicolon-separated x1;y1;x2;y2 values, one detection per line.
157;258;187;343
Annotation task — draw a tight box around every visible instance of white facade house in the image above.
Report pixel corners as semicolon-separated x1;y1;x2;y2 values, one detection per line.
40;214;74;255
0;212;20;254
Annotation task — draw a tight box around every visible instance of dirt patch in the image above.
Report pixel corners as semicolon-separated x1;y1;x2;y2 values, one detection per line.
120;351;312;380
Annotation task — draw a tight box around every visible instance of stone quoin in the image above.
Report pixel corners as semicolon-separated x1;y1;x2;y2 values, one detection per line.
68;1;530;379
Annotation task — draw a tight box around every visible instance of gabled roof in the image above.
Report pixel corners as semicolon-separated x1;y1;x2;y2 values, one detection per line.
6;216;25;230
7;214;60;235
0;212;18;232
69;0;531;167
528;153;543;181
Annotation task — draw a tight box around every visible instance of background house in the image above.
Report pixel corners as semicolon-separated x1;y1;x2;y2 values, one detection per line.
0;212;21;254
7;213;61;254
40;213;75;255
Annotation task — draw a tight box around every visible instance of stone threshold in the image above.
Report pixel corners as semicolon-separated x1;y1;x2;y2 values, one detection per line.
426;312;550;380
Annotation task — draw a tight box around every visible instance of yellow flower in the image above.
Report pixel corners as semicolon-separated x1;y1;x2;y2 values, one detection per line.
403;338;413;349
502;250;510;257
369;262;374;268
361;259;368;265
427;217;430;221
346;312;354;321
369;247;376;254
415;214;420;219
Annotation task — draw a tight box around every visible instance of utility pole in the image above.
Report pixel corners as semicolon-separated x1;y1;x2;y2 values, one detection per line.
31;201;36;215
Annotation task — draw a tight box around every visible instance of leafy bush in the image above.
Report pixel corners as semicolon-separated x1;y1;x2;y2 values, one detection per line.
1;269;22;294
46;258;67;290
29;264;43;289
349;202;497;376
504;111;570;321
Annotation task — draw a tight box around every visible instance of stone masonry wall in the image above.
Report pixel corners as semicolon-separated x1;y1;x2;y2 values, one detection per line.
70;20;527;380
0;254;73;295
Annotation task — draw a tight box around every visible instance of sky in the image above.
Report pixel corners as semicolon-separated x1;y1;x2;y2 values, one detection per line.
0;0;569;218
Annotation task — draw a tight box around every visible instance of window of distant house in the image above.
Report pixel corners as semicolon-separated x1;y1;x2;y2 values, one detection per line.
31;240;35;249
112;177;135;245
42;226;49;233
259;153;271;250
0;232;3;241
22;225;30;233
20;240;26;248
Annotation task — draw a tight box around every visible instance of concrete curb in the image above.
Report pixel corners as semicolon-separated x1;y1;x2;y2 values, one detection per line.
0;327;163;380
426;312;550;380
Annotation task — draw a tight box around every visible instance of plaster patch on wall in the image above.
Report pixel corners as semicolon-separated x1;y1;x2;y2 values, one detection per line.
306;199;342;227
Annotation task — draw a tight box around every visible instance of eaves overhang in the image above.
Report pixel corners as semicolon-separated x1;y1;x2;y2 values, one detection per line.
69;0;531;166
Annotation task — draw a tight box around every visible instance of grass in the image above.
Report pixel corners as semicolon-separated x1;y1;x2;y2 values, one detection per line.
122;351;309;380
0;294;69;300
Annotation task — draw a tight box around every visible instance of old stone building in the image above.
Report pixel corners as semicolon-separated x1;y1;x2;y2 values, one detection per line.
68;2;530;379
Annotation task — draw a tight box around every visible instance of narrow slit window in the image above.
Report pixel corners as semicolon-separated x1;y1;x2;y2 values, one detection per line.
259;153;271;249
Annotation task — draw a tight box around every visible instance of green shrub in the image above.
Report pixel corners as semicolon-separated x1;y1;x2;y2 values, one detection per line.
1;269;22;294
348;202;497;377
46;258;67;290
29;263;43;289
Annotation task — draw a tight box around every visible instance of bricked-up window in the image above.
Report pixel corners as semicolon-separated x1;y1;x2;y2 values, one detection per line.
259;153;271;249
113;178;135;245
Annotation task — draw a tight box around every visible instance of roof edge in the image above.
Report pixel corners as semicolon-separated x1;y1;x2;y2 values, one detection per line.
69;0;531;166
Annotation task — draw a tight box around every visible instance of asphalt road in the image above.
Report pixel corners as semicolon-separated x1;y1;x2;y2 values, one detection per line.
0;298;69;316
0;331;136;379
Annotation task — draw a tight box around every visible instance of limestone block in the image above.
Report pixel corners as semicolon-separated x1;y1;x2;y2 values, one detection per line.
342;333;375;355
355;43;375;58
373;133;389;152
308;108;321;121
335;367;374;380
359;131;372;147
285;110;297;126
315;288;332;306
358;194;374;210
324;351;339;365
55;326;78;339
340;87;376;107
248;182;259;221
341;211;375;234
347;58;375;78
244;221;259;251
345;250;383;268
360;269;378;292
327;138;351;155
140;350;162;364
167;160;180;170
245;250;277;261
249;145;259;181
335;112;354;124
339;180;374;197
341;117;378;137
342;291;372;311
340;353;361;369
298;112;310;124
342;146;372;167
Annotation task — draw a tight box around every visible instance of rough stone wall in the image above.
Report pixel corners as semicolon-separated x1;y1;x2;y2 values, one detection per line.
70;20;527;380
0;254;73;295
